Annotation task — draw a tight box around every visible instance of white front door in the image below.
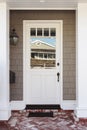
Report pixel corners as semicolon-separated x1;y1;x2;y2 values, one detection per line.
23;20;62;105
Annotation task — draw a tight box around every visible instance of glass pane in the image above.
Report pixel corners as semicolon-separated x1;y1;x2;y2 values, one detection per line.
48;54;53;59
30;28;36;36
44;53;47;59
37;28;42;36
50;28;56;36
44;28;49;36
30;37;56;68
31;53;38;59
39;53;43;59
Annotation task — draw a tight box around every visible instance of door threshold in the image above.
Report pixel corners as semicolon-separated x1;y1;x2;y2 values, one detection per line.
25;104;61;110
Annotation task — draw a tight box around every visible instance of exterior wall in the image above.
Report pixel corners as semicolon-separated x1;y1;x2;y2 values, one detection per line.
10;10;76;100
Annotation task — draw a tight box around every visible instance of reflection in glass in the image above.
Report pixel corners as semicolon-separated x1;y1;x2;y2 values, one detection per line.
44;28;49;36
30;36;56;68
50;28;56;36
48;54;53;59
37;28;42;36
31;53;38;59
44;54;47;59
39;53;43;59
30;28;36;36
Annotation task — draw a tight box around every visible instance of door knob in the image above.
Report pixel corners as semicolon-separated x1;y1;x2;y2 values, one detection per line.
57;72;60;82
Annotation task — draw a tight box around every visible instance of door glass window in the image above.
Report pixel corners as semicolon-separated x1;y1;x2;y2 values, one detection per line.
30;28;56;68
30;28;36;36
50;28;56;36
44;28;49;36
37;28;42;36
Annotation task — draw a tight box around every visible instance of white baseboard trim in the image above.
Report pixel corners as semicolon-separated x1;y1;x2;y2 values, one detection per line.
61;100;76;110
10;101;26;110
11;100;76;111
0;105;11;120
75;107;87;118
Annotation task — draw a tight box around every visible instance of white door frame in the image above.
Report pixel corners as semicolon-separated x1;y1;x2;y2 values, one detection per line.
23;20;63;106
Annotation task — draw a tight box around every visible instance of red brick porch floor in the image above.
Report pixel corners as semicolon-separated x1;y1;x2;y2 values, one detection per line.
0;110;87;130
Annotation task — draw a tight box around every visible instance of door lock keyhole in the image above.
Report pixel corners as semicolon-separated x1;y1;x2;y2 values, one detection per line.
57;72;60;82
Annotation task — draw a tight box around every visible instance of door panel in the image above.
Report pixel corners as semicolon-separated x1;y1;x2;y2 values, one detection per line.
29;69;58;104
31;75;41;98
24;21;62;104
45;74;57;98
